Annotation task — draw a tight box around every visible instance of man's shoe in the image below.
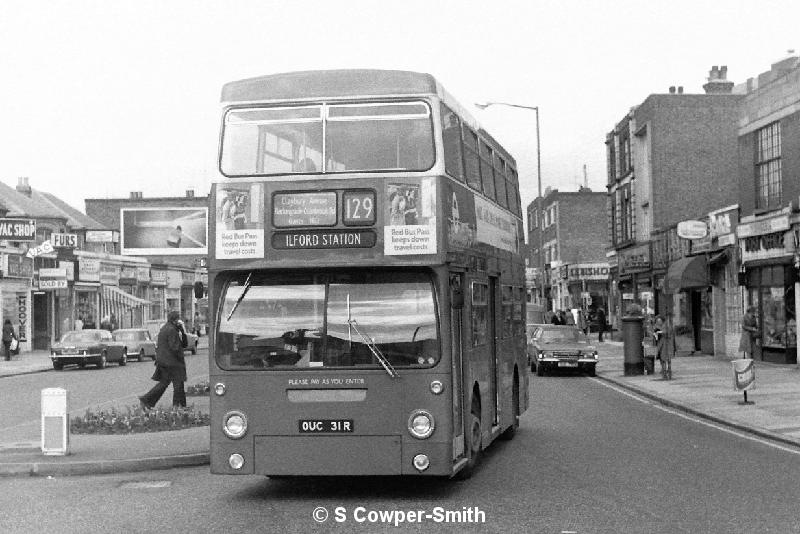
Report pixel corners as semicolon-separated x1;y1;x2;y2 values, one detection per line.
138;396;151;411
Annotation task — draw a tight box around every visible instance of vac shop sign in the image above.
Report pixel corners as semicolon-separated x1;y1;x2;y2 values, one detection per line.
0;218;36;241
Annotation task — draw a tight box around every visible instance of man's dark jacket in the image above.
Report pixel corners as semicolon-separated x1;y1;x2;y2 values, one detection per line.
153;321;188;382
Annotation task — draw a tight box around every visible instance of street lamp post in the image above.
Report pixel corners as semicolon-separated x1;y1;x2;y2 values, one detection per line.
475;101;543;304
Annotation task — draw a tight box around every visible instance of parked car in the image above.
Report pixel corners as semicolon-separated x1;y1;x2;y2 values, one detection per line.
528;324;598;376
50;329;128;370
112;328;157;362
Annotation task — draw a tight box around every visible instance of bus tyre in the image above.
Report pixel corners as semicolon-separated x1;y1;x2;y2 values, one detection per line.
119;351;127;366
97;352;107;369
191;342;197;355
53;360;63;371
536;363;545;377
455;403;482;480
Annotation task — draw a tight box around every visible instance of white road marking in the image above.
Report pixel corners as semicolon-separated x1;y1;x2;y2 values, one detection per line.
591;377;800;456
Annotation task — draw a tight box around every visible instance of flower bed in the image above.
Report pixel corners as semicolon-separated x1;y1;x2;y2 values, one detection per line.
71;404;209;434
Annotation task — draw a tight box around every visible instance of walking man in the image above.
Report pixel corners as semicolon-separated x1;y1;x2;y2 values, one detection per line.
139;311;188;409
596;307;607;342
2;319;17;361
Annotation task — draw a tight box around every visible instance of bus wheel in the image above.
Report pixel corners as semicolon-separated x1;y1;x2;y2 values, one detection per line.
97;352;107;369
499;374;519;441
455;400;482;480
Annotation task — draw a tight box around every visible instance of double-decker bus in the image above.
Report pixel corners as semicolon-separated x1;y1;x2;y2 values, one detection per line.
207;69;528;478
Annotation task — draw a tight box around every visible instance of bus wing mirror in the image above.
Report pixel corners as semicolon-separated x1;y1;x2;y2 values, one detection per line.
194;281;204;299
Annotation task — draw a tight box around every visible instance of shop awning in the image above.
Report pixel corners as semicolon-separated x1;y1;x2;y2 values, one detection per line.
664;255;709;294
102;285;149;308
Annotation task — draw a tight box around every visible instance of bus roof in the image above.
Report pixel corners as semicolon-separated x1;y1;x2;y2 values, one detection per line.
221;69;439;103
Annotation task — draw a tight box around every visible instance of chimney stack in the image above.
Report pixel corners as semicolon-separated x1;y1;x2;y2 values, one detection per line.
678;86;684;94
669;86;676;94
703;64;734;94
16;177;32;197
129;191;143;199
186;188;195;198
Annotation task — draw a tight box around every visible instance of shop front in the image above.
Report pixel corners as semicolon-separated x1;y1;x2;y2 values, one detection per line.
76;255;102;329
616;243;651;322
566;263;610;329
738;211;796;364
149;266;167;322
0;253;33;352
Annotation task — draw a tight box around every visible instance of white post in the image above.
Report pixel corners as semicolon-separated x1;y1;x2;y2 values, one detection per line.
41;388;69;455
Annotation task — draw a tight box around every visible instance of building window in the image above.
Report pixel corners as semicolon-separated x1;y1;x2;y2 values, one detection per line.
619;134;631;176
618;184;633;242
756;121;781;210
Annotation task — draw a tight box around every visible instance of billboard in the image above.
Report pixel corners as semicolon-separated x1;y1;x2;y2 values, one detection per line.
121;207;208;255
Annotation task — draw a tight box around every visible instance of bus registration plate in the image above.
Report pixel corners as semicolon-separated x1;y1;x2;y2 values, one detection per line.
299;419;354;433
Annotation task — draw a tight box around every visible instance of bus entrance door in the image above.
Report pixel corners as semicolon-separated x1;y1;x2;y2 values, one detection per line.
489;277;499;427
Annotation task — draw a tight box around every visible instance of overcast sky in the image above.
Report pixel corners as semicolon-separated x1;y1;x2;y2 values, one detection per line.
1;0;798;215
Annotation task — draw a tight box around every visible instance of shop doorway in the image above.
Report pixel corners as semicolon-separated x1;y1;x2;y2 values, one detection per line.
32;292;50;350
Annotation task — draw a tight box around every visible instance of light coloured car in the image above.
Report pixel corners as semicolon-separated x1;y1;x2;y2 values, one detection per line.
50;329;128;370
112;328;157;362
528;325;598;377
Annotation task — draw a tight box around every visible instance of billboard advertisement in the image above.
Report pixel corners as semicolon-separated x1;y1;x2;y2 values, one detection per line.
121;207;208;256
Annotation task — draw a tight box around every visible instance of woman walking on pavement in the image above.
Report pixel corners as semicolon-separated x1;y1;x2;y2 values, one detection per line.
658;311;677;380
739;306;759;359
139;311;188;409
2;319;16;361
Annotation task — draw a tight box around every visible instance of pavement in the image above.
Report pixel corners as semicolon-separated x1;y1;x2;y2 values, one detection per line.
2;337;800;477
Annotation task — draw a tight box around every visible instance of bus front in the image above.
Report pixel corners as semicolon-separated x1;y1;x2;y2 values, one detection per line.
208;71;457;477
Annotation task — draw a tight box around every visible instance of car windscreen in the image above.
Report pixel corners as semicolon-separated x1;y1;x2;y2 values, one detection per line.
216;271;439;370
61;332;100;343
539;328;588;343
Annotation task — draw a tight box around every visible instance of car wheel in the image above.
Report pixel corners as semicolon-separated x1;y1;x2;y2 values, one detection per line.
119;351;127;366
191;341;197;355
138;349;146;362
78;362;86;369
53;360;63;371
97;352;107;369
537;363;545;377
587;364;596;377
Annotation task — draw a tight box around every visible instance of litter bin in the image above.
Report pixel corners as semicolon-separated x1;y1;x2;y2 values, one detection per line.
622;316;644;376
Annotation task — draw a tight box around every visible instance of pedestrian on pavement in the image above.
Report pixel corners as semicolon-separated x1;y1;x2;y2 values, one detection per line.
596;307;607;342
564;309;576;325
2;319;17;361
74;316;84;331
110;312;118;331
550;311;563;325
139;311;189;409
658;312;677;380
739;306;759;359
578;309;589;335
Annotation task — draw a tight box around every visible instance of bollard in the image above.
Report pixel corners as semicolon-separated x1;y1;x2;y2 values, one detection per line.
622;316;644;376
41;388;70;456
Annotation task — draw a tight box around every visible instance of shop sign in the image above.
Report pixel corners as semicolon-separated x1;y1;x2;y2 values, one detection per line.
25;240;54;258
691;235;713;254
567;263;610;282
0;218;36;241
136;265;151;283
677;220;708;240
740;231;791;263
708;206;738;239
119;266;137;283
732;359;755;391
618;243;651;275
151;269;167;286
5;254;33;278
51;233;78;248
100;263;120;286
78;257;101;282
39;268;68;290
181;271;195;286
167;270;183;289
737;214;789;238
59;261;75;282
17;293;28;343
86;230;117;243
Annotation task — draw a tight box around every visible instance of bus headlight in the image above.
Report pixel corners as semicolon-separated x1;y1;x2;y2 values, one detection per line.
214;382;226;396
408;410;435;439
430;380;444;395
412;454;430;472
223;411;248;439
228;453;245;470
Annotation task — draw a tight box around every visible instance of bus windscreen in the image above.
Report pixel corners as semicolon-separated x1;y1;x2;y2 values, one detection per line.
216;271;439;370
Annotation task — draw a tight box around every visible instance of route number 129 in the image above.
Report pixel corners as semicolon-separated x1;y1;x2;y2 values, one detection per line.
343;191;376;225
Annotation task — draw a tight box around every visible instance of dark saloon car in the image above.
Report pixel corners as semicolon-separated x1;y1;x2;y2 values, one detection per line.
112;328;157;362
50;329;128;370
528;325;598;376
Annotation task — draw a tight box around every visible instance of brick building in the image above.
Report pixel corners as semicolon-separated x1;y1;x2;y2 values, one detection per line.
605;68;742;352
527;187;608;320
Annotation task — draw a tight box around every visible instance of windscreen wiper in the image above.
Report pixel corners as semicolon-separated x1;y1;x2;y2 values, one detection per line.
226;272;253;321
347;318;398;379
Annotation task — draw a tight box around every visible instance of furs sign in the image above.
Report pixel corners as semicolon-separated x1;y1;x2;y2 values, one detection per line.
0;218;36;242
